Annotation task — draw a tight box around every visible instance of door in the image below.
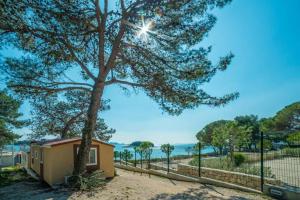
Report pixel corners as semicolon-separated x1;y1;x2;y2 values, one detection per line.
40;163;44;180
40;150;44;180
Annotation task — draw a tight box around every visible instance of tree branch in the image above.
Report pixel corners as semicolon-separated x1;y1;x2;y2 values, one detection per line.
105;78;144;87
10;84;92;94
61;38;97;81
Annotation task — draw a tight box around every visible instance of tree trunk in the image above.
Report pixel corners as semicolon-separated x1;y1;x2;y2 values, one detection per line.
73;82;104;175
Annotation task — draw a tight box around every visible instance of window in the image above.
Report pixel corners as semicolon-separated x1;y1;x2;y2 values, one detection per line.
35;151;38;159
76;147;97;166
87;148;97;166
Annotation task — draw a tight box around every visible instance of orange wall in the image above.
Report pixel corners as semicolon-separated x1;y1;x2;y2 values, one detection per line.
99;144;114;177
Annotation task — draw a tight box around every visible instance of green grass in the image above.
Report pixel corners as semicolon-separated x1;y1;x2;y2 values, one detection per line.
0;166;32;187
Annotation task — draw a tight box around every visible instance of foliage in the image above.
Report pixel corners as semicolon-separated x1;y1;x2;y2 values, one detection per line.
114;151;120;160
0;91;26;148
256;139;272;151
161;144;175;157
235;115;260;150
211;121;252;157
122;149;133;161
286;131;300;146
196;120;229;151
129;141;143;147
0;167;33;187
67;170;106;190
273;102;300;132
0;0;237;174
282;147;300;157
139;141;154;160
259;102;300;142
30;91;115;141
233;153;246;166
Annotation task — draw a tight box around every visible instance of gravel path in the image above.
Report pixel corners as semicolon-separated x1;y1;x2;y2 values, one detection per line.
0;169;273;200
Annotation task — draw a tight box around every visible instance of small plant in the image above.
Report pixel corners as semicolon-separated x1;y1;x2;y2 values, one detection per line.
68;170;106;190
233;153;246;166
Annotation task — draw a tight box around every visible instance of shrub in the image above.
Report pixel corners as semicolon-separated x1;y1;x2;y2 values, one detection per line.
68;170;106;190
233;153;245;166
282;147;300;157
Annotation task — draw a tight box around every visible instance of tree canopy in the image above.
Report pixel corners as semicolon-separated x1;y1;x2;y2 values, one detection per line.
196;120;229;147
30;90;115;141
0;91;26;148
161;143;175;156
0;0;237;175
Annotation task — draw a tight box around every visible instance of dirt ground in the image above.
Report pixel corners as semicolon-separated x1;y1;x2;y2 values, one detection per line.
0;169;272;200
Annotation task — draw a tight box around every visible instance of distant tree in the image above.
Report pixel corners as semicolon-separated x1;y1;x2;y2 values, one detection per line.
122;149;133;165
196;120;229;152
256;139;272;151
1;0;237;176
286;131;300;146
272;102;300;132
211;121;251;158
161;144;175;158
161;143;174;172
211;125;229;155
114;151;120;161
139;141;154;168
0;91;26;149
30;90;115;141
260;102;300;143
235;115;260;150
129;141;143;147
185;146;193;156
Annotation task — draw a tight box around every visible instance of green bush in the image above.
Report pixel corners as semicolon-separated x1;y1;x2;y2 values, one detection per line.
282;147;300;157
233;153;246;166
68;170;106;190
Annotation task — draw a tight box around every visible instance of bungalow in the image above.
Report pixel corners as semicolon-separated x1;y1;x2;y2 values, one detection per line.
29;137;114;186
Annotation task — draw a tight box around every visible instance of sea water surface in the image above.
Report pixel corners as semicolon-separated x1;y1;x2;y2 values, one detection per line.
4;143;214;159
114;143;214;159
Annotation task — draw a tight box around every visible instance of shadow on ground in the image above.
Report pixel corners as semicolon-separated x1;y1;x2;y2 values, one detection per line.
149;185;250;200
0;179;73;200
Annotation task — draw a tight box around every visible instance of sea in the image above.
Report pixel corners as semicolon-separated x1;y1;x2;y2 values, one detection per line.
3;143;214;159
113;143;214;159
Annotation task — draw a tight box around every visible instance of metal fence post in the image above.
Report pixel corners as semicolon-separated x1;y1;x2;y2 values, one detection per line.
148;152;151;169
198;142;201;177
260;131;264;192
167;145;170;173
140;152;143;169
134;149;137;167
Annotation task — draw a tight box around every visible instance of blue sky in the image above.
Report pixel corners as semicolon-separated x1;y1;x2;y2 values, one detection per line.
2;0;300;145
